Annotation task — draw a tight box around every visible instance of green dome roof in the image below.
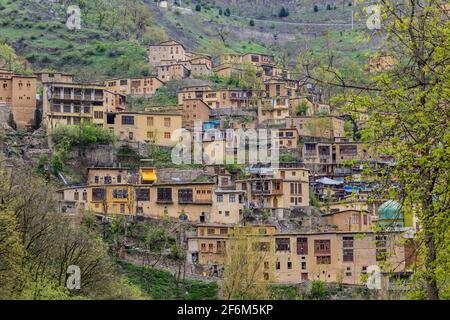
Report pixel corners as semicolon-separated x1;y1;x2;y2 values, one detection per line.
379;200;404;220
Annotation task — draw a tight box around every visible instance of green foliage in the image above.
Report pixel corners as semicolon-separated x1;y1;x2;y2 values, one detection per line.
270;285;303;300
249;19;255;27
52;123;116;154
116;260;218;300
0;167;146;299
295;102;309;116
309;193;321;207
341;1;449;300
224;8;231;16
278;6;289;18
343;120;354;138
279;153;296;163
195;4;201;12
310;280;327;300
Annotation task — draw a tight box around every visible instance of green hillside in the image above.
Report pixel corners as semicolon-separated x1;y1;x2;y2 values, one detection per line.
0;0;376;82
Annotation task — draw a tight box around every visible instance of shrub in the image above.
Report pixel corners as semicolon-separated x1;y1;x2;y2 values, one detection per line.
278;6;289;18
310;280;327;300
195;4;201;12
224;8;231;16
249;19;255;27
52;123;116;154
314;5;319;12
296;102;309;115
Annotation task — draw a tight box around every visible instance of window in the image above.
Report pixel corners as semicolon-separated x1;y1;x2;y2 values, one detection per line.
113;188;128;199
363;214;368;225
94;111;103;119
164;132;171;139
147;131;154;139
276;238;290;252
225;211;230;217
120;204;125;213
74;191;79;201
301;262;306;270
297;237;308;255
92;188;106;201
314;240;331;255
316;256;331;264
229;194;235;203
121;116;134;125
128;132;134;140
276;261;280;270
178;189;193;203
287;261;292;269
164;117;171;127
264;261;269;270
104;176;112;184
82;191;87;201
147;117;154;126
343;249;354;262
136;189;150;201
216;195;223;203
117;175;122;183
157;188;172;202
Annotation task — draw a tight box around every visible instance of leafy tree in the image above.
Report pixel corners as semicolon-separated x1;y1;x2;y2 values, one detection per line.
0;166;145;299
52;123;116;157
310;280;327;299
0;209;27;299
222;225;272;299
295;102;309;115
238;62;262;90
278;6;289;18
339;1;450;300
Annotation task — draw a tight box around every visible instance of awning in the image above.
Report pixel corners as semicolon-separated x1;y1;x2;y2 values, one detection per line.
316;177;343;185
141;171;157;182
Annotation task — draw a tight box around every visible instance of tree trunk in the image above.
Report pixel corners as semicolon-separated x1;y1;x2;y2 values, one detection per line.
425;233;440;300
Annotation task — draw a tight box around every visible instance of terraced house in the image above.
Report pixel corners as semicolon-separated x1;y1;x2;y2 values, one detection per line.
0;68;37;130
104;111;182;147
42;82;125;128
58;167;244;224
103;77;165;96
187;225;411;285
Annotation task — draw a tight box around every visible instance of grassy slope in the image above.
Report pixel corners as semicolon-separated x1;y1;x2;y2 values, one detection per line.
0;0;148;80
116;260;219;300
0;0;375;81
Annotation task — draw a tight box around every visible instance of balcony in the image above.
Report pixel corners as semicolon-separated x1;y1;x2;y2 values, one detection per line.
304;151;318;158
156;198;173;204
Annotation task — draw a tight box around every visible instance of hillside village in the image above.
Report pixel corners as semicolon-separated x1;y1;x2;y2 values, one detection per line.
0;32;419;298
